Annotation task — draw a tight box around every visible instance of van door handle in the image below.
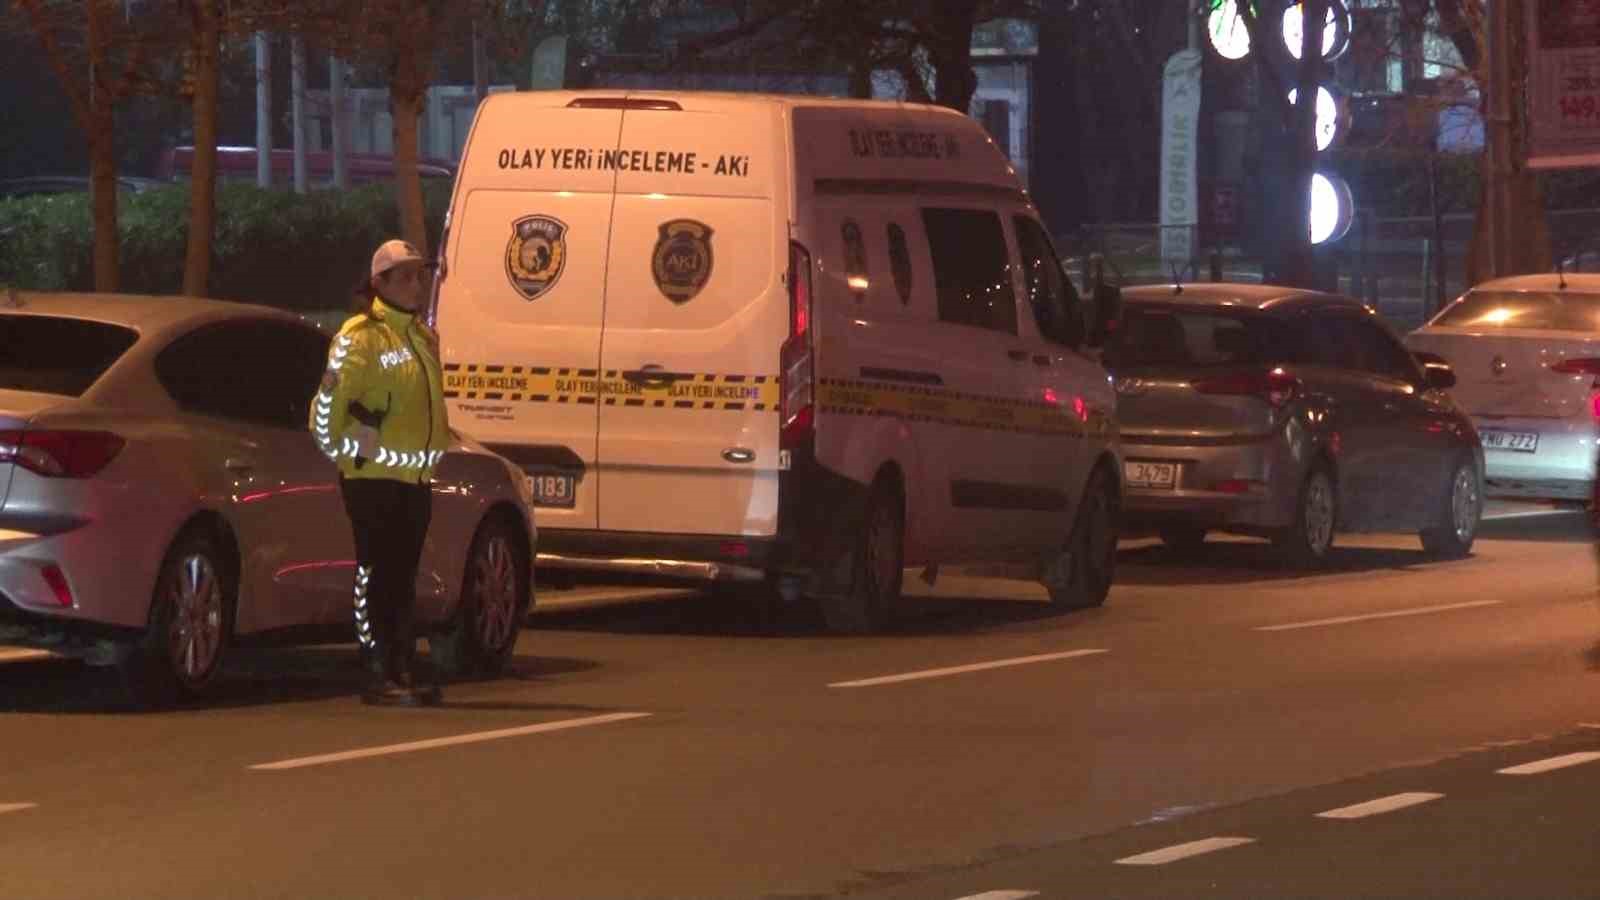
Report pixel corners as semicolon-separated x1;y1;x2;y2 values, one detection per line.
622;366;689;389
1006;349;1028;362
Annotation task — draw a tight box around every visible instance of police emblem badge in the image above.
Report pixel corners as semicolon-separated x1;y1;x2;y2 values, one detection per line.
651;219;714;304
505;215;568;300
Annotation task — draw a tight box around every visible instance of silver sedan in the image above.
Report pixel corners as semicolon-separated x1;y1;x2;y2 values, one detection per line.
0;292;536;705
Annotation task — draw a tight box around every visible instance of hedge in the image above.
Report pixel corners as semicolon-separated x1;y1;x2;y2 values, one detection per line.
0;180;451;313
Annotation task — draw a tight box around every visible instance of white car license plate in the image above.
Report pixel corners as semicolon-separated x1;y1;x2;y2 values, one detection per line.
1125;460;1178;489
526;472;577;508
1479;429;1538;453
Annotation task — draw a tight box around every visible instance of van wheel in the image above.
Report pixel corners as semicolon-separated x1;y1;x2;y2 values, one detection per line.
433;515;529;678
119;529;234;709
1275;466;1337;569
1044;466;1119;609
1420;455;1481;559
821;479;904;635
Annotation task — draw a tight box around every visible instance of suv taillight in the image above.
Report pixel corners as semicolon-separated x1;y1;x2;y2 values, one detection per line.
780;241;815;450
0;429;125;478
1192;369;1302;408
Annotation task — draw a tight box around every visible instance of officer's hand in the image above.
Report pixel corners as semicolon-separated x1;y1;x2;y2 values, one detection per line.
347;423;380;459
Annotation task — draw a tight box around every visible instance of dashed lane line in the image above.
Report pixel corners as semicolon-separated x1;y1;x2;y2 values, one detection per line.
1315;792;1444;819
951;892;1039;900
0;804;37;815
0;649;53;663
250;713;653;771
1115;837;1257;866
1497;751;1600;775
1254;600;1502;632
828;649;1109;689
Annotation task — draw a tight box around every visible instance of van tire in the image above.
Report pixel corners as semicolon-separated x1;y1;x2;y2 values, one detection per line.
1044;466;1119;609
1275;465;1337;569
1420;454;1481;559
433;515;529;678
821;478;904;635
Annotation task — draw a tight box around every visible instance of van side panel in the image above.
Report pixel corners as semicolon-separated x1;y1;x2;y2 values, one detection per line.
436;100;626;531
594;99;789;537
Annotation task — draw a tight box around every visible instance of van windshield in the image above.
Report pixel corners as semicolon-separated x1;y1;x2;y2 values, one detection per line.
1102;305;1302;370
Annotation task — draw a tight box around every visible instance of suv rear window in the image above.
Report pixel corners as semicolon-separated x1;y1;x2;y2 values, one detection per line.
1102;305;1302;369
0;314;139;396
1433;290;1600;332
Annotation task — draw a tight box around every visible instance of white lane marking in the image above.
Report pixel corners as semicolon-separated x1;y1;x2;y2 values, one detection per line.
1255;600;1502;632
0;649;53;663
952;892;1039;900
1497;751;1600;775
829;649;1109;689
250;712;652;771
1115;836;1256;866
1481;508;1584;521
0;803;37;815
1316;792;1443;819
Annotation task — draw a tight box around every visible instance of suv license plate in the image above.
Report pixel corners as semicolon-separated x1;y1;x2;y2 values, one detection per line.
1125;461;1177;489
526;473;577;508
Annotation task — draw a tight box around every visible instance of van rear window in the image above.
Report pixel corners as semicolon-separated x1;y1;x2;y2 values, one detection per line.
1433;290;1600;332
0;314;138;396
1103;306;1301;369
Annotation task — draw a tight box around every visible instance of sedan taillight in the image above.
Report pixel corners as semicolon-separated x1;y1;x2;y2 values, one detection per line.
0;429;125;478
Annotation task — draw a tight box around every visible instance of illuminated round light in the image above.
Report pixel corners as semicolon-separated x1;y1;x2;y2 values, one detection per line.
1309;172;1354;245
1207;0;1252;60
1283;0;1351;60
1288;86;1345;151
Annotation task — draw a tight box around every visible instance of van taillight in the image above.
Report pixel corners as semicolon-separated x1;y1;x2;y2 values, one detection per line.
0;430;125;478
1192;369;1302;408
426;212;450;327
781;241;815;449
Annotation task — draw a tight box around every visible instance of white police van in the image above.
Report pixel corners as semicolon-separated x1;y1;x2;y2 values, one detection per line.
429;90;1121;632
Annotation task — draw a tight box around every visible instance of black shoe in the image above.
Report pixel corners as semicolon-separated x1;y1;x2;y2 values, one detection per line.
362;678;421;707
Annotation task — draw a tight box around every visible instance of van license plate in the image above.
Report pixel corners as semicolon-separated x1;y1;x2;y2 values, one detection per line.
1479;429;1538;453
526;473;577;508
1124;461;1177;489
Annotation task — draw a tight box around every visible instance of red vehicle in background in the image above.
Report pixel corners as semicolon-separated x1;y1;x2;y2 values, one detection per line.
157;146;455;186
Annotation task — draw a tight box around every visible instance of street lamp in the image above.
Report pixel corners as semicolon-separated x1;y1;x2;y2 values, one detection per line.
1282;0;1352;61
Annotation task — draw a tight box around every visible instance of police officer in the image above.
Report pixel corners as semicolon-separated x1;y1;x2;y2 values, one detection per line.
310;239;450;706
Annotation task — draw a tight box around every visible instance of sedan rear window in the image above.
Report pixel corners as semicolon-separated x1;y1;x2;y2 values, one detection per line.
1433;290;1600;332
1102;305;1303;369
0;314;139;396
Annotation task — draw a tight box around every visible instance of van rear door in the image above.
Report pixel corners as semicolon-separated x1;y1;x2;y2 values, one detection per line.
595;97;787;537
436;98;625;531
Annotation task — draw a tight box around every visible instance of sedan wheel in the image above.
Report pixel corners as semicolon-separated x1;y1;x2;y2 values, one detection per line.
433;515;529;678
1421;457;1481;559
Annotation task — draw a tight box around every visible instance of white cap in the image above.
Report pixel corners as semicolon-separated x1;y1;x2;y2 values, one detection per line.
371;239;424;278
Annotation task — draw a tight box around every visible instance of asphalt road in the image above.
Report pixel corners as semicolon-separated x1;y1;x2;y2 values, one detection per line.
1;503;1597;899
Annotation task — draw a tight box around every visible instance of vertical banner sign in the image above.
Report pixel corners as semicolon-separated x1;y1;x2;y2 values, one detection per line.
1527;0;1600;168
1160;49;1203;268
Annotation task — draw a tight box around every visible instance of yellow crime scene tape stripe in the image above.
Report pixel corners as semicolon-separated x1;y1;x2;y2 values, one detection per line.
444;364;779;411
443;365;1108;436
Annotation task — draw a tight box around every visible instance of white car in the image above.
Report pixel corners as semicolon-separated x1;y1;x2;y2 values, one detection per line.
0;292;536;705
1407;273;1600;501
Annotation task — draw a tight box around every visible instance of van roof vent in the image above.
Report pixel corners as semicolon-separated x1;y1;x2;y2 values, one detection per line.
567;98;683;111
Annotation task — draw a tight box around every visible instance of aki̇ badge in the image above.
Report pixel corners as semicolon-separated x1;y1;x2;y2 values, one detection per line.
505;214;568;300
651;219;714;304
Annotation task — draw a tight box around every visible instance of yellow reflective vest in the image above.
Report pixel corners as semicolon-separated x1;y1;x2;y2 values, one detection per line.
309;297;450;483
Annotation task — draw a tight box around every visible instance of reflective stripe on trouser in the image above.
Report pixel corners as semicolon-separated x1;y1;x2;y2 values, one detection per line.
352;565;375;649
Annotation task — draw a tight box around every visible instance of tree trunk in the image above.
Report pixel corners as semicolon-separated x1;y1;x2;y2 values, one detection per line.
392;87;427;254
87;105;120;293
291;35;308;195
848;54;873;99
928;0;980;112
182;0;219;297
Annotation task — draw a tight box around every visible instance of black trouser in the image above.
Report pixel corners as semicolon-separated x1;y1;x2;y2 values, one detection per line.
339;477;432;680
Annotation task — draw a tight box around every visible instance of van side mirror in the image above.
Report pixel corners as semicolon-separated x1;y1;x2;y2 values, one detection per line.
1087;282;1121;348
1413;350;1456;390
